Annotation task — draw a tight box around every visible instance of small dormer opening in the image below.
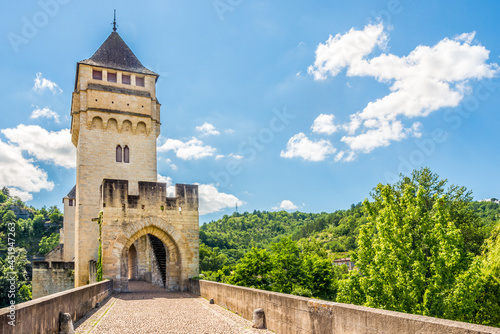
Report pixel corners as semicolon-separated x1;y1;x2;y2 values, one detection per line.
93;70;102;80
136;76;145;87
107;72;117;83
69;199;74;206
122;74;131;85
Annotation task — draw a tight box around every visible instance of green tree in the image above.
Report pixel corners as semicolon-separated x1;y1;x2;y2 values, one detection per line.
199;243;229;272
2;210;16;224
0;189;7;203
269;238;303;293
32;214;45;237
228;248;273;289
38;232;60;255
441;223;500;326
338;183;469;317
1;187;10;198
0;247;31;307
387;167;485;255
227;238;340;299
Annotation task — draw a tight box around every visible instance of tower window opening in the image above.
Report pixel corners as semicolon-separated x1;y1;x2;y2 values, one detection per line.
69;199;74;206
124;146;130;163
136;76;145;87
107;72;117;83
116;145;122;162
93;70;102;80
122;74;131;85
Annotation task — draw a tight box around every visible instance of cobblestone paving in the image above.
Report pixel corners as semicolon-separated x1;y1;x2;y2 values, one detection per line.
75;281;274;334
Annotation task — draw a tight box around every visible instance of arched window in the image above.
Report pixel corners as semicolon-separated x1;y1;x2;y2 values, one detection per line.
116;145;122;162
124;146;130;163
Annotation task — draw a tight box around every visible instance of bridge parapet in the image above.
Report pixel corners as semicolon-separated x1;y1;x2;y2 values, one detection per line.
0;280;112;334
189;279;500;334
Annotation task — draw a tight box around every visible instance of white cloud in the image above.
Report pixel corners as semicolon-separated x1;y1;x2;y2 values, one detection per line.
164;158;178;171
215;154;225;160
334;150;356;163
0;139;54;200
341;121;422;153
196;122;220;136
157;174;175;197
8;188;33;202
197;183;244;215
308;23;387;80
225;129;235;135
311;114;338;135
280;133;336;162
307;24;498;158
30;107;60;123
33;72;62;94
158;137;216;160
454;32;476;44
2;125;76;168
228;153;243;160
272;200;298;211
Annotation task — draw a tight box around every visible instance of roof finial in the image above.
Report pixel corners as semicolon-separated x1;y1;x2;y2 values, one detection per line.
112;10;118;32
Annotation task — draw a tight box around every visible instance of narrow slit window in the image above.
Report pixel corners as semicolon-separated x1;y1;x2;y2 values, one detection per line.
116;145;122;162
122;74;131;85
107;72;117;83
93;70;102;80
124;146;130;163
136;77;145;87
69;199;74;206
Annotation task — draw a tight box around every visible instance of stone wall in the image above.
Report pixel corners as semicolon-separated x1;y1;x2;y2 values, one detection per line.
32;261;74;299
189;280;500;334
62;196;76;261
134;236;151;280
100;180;199;292
0;280;113;334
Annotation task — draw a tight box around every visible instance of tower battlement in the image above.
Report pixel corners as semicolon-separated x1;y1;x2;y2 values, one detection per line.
101;179;199;212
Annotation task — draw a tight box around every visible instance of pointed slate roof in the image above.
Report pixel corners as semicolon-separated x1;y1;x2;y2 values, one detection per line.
64;185;76;200
79;32;157;76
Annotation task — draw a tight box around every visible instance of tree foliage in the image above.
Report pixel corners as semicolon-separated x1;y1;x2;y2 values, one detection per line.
200;206;367;271
337;168;500;327
0;247;32;307
227;238;341;300
38;232;60;255
0;188;64;306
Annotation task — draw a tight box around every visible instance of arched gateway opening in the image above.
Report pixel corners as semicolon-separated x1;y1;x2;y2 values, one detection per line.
120;226;182;291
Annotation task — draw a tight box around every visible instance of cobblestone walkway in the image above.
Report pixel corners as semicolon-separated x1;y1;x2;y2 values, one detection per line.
75;281;274;334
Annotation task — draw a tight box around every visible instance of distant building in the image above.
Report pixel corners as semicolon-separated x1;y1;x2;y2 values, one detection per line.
479;198;499;204
333;257;355;271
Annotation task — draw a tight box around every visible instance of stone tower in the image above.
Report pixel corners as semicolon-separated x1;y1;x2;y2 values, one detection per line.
69;31;199;290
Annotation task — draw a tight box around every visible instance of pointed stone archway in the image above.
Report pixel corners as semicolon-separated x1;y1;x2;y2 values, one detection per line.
102;216;195;292
120;226;181;292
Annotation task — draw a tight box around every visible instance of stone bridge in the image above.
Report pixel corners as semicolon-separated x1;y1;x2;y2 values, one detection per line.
2;280;500;334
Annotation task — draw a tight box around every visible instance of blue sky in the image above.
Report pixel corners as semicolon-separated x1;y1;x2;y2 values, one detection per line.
1;0;499;224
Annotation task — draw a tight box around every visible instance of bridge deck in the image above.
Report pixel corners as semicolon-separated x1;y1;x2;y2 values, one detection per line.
75;281;274;334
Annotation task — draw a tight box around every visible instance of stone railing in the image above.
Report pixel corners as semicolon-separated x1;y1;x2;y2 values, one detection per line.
189;279;500;334
0;280;113;334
